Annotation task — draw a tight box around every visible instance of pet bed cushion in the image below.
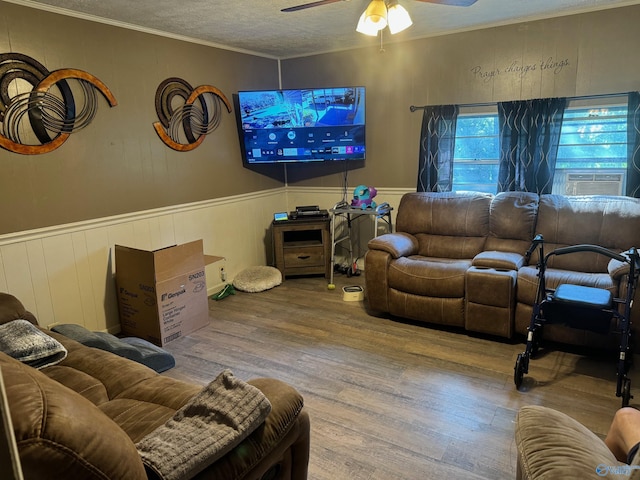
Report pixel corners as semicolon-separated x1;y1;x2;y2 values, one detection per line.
233;266;282;293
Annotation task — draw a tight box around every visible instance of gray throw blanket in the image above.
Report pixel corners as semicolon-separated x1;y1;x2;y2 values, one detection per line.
0;319;68;369
136;369;272;480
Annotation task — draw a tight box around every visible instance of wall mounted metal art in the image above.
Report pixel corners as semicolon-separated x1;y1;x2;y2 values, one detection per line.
153;77;232;152
0;53;117;155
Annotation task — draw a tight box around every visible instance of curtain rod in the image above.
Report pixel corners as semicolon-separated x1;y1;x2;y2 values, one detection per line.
409;91;633;112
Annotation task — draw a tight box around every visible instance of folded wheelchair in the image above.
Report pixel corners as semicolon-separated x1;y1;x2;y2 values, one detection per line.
514;234;640;407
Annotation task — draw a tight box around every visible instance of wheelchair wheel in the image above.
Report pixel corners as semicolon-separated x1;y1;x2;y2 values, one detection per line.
514;353;525;389
622;378;632;407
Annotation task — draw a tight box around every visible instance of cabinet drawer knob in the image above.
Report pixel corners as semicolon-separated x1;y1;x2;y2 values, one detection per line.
298;255;310;260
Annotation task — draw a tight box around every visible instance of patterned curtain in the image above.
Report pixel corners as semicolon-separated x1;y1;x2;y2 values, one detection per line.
417;104;459;192
497;98;567;194
627;92;640;198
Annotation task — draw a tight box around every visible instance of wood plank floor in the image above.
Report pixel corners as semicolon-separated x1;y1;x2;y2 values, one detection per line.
161;273;638;479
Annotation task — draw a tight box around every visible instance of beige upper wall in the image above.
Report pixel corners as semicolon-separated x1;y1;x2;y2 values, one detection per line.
281;5;640;188
0;2;283;234
0;3;639;234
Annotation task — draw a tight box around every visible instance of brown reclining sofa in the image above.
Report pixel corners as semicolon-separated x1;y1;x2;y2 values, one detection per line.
0;292;310;480
365;191;640;347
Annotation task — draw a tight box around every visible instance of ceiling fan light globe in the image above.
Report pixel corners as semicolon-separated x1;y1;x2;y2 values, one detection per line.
356;12;378;35
387;2;412;34
363;0;387;30
356;11;379;36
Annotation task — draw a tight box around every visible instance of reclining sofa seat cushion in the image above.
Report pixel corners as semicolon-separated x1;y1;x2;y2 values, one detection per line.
366;191;492;327
515;194;640;346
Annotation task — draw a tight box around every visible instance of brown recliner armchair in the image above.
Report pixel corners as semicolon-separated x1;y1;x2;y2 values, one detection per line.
0;292;310;480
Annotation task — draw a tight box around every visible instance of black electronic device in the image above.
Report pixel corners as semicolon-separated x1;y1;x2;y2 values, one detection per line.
235;86;366;166
289;206;329;219
296;205;320;212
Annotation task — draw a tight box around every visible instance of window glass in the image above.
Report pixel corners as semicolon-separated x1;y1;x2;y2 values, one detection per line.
450;100;629;196
452;111;500;193
552;104;627;195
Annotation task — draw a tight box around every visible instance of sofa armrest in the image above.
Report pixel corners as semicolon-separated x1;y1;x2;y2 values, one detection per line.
368;232;418;259
516;405;622;480
609;257;630;280
472;250;525;270
0;293;38;326
1;352;147;480
608;248;639;280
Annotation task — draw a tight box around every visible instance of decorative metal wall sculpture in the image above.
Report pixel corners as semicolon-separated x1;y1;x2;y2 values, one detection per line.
153;77;231;151
0;53;117;155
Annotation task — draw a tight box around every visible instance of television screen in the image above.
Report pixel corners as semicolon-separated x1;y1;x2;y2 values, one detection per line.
236;86;365;165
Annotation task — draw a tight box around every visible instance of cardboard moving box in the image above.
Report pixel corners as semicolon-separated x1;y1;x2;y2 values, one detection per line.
115;240;209;346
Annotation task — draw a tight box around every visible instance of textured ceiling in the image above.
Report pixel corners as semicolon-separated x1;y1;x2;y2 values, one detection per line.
6;0;640;58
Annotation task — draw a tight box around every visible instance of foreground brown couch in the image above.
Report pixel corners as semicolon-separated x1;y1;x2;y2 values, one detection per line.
0;292;310;480
365;191;640;347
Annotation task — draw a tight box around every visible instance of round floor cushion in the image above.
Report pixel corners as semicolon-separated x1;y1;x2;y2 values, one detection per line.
233;266;282;293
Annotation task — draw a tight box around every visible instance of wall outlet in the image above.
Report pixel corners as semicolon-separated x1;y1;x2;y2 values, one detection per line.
220;267;227;282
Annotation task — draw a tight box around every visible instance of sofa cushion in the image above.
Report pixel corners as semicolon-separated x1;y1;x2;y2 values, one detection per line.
517;266;617;306
395;192;492;258
536;195;640;272
485;191;539;254
389;256;471;297
42;331;201;441
473;250;526;270
0;351;147;480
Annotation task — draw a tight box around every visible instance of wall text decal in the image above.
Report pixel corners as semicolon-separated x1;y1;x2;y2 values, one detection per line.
470;56;571;83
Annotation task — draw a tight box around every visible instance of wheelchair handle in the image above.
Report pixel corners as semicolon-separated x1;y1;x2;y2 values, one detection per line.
549;244;627;263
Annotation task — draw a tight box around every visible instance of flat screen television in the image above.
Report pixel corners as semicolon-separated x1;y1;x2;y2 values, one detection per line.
235;86;366;165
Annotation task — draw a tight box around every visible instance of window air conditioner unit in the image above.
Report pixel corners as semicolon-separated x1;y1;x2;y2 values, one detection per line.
564;173;624;196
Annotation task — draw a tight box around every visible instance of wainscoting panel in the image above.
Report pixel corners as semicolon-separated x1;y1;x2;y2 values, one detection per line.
0;188;288;332
0;186;412;333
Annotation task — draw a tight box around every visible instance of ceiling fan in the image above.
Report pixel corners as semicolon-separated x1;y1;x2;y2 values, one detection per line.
281;0;478;13
282;0;477;36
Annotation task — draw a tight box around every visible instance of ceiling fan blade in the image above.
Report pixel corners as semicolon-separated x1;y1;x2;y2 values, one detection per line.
281;0;346;12
414;0;478;6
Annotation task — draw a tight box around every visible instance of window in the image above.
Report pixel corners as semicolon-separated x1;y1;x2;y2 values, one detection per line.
451;99;629;195
553;101;627;195
452;110;500;194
